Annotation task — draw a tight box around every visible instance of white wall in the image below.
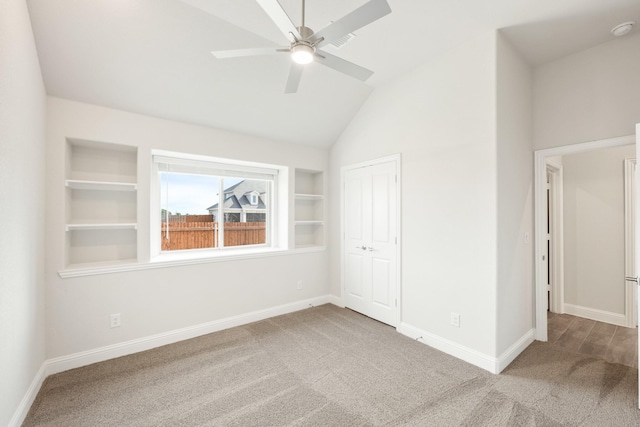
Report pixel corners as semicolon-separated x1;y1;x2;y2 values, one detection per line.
0;0;47;425
330;32;499;359
495;34;534;356
562;144;635;315
45;98;330;359
534;32;640;150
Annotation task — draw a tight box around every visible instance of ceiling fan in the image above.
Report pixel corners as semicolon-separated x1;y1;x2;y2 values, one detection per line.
211;0;392;93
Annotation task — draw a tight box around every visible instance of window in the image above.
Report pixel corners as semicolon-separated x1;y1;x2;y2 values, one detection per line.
246;212;266;222
223;212;241;223
152;152;282;255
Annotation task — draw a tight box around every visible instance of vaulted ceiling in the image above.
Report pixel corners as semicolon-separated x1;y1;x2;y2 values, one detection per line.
27;0;640;147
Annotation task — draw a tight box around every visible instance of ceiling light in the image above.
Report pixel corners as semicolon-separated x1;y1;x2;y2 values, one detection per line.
611;21;635;37
291;44;314;65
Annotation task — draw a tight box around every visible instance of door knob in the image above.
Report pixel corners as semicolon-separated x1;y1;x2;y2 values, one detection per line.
625;276;638;283
367;246;374;251
356;245;366;250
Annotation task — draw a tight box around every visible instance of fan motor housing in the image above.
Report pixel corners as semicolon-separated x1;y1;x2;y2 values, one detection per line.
297;26;315;40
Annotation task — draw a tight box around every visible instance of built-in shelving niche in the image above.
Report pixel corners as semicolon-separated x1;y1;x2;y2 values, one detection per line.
65;139;138;269
294;169;325;249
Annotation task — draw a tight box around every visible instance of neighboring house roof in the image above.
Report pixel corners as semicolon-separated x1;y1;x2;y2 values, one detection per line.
207;180;266;212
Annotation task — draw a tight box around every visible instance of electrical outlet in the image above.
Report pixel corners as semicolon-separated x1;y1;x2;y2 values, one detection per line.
296;280;303;290
450;312;460;328
110;313;121;328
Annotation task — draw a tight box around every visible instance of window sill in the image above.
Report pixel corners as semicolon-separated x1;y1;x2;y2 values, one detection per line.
57;246;325;278
150;246;287;264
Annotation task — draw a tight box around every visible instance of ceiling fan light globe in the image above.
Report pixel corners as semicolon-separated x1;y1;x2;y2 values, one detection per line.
291;44;314;65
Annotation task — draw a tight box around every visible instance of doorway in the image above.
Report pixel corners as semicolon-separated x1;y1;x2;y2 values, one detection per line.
341;155;401;327
534;135;636;340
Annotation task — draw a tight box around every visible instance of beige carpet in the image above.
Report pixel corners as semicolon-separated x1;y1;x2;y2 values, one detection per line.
23;304;640;426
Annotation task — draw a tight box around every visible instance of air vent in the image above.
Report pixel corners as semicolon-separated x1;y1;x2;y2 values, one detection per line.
327;21;356;48
331;32;356;48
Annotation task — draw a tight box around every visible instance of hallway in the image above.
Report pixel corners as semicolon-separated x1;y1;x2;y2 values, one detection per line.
548;312;638;368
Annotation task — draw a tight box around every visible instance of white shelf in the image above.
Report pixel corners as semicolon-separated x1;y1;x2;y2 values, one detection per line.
63;258;139;275
66;223;138;231
66;179;137;191
295;193;323;201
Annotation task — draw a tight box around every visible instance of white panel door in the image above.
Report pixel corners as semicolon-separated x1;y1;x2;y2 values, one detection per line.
344;159;398;326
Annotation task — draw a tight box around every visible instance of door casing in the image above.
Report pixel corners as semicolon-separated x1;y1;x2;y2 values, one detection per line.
624;158;638;328
546;160;564;314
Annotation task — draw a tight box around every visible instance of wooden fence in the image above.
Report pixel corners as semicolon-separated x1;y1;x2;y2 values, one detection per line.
161;222;265;250
166;214;213;223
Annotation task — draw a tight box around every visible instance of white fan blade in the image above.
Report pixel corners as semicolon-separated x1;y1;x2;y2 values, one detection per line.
284;63;304;94
315;50;373;82
211;47;282;59
256;0;301;43
311;0;391;48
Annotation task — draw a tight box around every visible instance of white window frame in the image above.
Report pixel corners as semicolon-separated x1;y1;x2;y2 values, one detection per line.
150;150;288;261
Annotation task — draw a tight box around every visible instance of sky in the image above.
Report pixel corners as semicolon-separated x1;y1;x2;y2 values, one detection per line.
160;173;242;215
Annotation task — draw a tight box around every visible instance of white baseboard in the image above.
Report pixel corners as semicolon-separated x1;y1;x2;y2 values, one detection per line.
45;295;334;377
496;329;535;373
327;294;344;307
563;303;626;327
9;295;335;426
397;322;499;374
8;363;47;427
398;323;536;374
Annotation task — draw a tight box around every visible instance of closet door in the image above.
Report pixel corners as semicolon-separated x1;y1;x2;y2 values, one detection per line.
343;159;398;326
